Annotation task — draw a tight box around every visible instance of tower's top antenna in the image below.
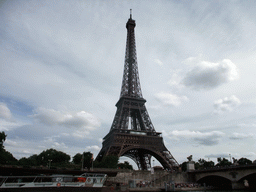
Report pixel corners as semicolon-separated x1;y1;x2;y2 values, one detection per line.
130;9;132;19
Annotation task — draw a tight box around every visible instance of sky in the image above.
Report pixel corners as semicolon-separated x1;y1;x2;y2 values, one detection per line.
1;0;256;168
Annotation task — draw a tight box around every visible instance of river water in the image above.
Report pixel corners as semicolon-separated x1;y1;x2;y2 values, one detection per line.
127;190;250;192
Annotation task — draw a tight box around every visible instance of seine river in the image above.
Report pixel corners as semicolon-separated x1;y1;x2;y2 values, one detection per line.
124;190;251;192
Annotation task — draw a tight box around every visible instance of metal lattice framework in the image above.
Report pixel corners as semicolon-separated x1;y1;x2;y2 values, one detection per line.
120;15;142;99
96;12;179;171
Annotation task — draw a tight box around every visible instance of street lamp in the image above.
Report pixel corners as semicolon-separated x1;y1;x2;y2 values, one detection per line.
48;160;52;169
91;154;94;171
153;159;155;187
81;153;84;171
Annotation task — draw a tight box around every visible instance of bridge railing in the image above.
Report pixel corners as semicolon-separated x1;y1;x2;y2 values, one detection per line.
189;164;256;173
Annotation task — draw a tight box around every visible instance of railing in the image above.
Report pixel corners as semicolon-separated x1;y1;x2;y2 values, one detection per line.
190;163;256;172
0;174;107;188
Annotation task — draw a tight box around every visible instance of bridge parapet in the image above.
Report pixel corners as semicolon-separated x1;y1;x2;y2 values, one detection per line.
189;164;256;173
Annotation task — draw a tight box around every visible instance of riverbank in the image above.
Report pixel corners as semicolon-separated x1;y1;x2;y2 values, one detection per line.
107;186;211;192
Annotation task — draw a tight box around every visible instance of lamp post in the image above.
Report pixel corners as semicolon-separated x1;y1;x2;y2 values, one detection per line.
81;153;84;171
153;159;155;187
48;160;52;169
134;172;136;188
91;154;94;171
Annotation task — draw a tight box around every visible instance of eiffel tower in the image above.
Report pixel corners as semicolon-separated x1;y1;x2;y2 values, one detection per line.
96;11;179;171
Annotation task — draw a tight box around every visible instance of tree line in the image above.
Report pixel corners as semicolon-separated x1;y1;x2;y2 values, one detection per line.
1;132;253;171
0;131;133;170
181;156;253;171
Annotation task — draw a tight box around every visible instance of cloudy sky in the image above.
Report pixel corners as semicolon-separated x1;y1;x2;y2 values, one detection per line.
1;0;256;168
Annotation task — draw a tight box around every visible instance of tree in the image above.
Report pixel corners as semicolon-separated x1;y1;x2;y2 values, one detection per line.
37;148;70;167
181;161;187;172
198;158;214;169
118;161;133;170
0;131;7;151
73;153;83;165
28;154;39;166
82;152;93;170
0;131;17;165
102;155;118;168
73;152;94;170
216;157;232;167
19;157;30;166
94;155;119;169
194;162;200;170
237;157;252;165
18;155;38;167
0;150;17;165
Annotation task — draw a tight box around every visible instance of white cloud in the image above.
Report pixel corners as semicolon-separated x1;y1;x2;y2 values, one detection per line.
52;142;68;149
0;102;11;119
32;108;64;125
246;152;256;158
5;134;101;159
155;92;188;106
154;59;163;66
214;95;241;113
205;153;231;159
182;59;239;90
0;119;25;131
31;108;101;137
5;137;69;159
0;103;26;131
205;152;256;162
5;139;19;147
168;130;225;146
85;145;100;151
229;132;253;140
167;72;183;88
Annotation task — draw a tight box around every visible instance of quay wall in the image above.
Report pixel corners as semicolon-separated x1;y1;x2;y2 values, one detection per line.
107;170;190;186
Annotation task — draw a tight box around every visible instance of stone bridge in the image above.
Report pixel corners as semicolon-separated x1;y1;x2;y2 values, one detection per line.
189;164;256;190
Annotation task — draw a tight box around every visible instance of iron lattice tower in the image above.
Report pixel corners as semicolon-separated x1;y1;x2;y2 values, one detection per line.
96;12;179;171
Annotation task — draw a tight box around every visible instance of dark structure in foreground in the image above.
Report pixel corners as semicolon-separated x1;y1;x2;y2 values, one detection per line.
96;12;179;171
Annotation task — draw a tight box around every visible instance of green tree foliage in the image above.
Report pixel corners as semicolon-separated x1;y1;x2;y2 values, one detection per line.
83;152;93;170
194;162;200;170
0;131;7;151
94;155;119;169
37;148;70;167
237;157;252;165
0;150;18;165
102;155;118;168
198;158;215;169
18;155;38;167
180;161;187;172
0;132;17;165
72;152;93;170
18;149;71;167
73;153;83;165
118;161;133;170
216;157;232;167
19;157;31;166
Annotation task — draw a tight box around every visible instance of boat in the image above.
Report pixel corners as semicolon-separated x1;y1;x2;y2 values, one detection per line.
0;173;107;191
